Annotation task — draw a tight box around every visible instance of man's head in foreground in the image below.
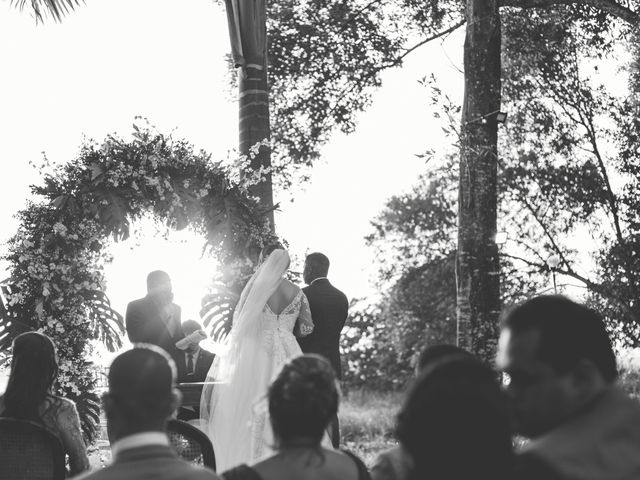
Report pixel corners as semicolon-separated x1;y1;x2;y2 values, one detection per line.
497;295;616;437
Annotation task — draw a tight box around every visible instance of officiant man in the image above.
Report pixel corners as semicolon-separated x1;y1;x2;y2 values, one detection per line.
125;271;183;359
298;252;349;447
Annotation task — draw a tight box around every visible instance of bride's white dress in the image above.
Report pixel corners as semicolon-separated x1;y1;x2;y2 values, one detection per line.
247;291;313;457
200;250;315;471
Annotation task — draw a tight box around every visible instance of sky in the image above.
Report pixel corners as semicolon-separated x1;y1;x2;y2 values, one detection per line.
1;1;638;381
0;0;465;330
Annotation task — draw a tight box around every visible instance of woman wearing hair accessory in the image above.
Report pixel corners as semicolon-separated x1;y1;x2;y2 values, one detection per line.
201;245;321;471
222;354;371;480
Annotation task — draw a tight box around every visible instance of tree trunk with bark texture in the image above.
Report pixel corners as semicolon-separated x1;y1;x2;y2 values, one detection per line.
239;65;275;231
456;0;502;362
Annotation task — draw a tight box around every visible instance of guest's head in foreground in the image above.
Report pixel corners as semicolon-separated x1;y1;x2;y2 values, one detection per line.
415;343;471;375
103;345;181;443
497;295;616;438
397;356;513;480
303;252;330;285
2;331;58;420
146;270;173;304
268;354;338;447
368;344;473;480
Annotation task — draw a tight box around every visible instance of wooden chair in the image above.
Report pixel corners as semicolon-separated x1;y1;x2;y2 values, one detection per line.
167;418;216;470
0;418;66;480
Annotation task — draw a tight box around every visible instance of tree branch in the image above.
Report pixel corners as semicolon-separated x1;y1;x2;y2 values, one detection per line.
503;254;634;319
389;20;467;68
520;195;572;269
510;237;552;265
585;119;625;239
554;269;638;327
500;252;547;270
502;234;638;324
582;111;640;294
318;19;466;130
499;0;640;25
338;0;388;33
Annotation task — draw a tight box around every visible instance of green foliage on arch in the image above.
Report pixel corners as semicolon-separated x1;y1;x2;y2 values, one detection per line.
0;122;273;442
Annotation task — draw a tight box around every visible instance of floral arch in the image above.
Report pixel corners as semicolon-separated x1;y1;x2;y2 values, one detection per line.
0;122;273;441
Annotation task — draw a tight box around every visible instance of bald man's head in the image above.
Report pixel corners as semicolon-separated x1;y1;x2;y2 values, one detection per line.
104;345;180;438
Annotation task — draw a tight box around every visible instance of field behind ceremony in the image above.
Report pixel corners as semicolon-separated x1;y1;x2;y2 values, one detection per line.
87;387;402;469
340;388;402;465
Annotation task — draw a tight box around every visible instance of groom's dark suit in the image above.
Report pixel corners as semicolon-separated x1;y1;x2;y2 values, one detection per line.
298;278;349;379
125;296;183;358
299;278;348;448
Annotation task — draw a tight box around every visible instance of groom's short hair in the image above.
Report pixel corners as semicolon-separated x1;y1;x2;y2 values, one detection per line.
306;252;330;277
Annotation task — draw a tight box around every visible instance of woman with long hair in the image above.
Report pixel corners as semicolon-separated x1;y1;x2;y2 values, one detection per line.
0;331;90;475
221;354;370;480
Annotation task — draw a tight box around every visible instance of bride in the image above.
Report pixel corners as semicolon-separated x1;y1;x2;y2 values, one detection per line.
200;245;316;471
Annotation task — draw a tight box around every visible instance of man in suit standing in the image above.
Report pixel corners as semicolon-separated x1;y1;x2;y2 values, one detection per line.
125;271;183;360
298;252;349;448
75;345;220;480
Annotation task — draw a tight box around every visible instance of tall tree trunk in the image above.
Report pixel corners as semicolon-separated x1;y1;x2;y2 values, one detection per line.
239;64;275;231
456;0;502;362
226;0;274;231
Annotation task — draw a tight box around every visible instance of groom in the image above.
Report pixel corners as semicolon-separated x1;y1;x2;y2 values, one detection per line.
298;252;349;448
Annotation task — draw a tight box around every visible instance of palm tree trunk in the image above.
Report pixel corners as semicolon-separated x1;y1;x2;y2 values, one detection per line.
456;0;502;362
225;0;275;231
239;64;275;231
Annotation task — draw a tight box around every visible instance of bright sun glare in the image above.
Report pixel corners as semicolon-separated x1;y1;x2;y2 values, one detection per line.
92;216;221;366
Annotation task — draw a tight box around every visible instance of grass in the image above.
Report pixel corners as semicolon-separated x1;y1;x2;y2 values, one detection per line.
339;388;402;466
87;387;403;469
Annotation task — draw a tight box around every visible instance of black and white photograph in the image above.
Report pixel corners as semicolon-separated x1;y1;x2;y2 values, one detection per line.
1;1;640;479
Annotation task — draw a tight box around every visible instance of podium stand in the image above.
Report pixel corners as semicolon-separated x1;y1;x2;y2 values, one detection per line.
177;382;220;407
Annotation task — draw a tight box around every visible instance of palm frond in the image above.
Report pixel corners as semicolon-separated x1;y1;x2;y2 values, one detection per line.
82;290;125;353
200;284;240;343
0;353;11;369
92;189;131;241
68;372;101;443
10;0;85;23
0;288;13;352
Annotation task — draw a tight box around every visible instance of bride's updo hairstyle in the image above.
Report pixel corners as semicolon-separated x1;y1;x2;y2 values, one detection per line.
261;242;283;257
259;242;283;261
268;354;338;445
259;242;290;269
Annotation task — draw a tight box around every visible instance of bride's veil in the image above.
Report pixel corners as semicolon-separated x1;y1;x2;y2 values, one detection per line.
199;249;290;469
